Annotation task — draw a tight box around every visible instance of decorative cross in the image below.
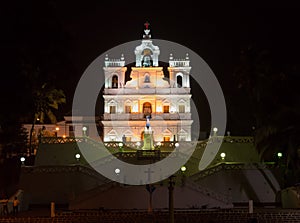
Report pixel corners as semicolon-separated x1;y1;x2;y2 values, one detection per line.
144;167;154;183
144;21;150;30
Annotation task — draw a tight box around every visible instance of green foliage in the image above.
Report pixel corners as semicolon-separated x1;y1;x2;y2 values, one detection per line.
33;83;66;124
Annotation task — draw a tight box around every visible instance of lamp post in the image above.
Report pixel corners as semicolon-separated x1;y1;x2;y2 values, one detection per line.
213;127;218;137
146;184;156;213
75;153;80;162
20;157;25;166
119;142;123;152
168;175;175;223
55;127;59;137
220;152;226;161
82;126;87;137
180;166;187;186
175;142;179;154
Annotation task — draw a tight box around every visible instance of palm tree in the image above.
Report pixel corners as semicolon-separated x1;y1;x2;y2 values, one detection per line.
28;83;66;155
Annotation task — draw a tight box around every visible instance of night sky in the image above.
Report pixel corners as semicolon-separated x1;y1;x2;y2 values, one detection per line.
0;1;299;134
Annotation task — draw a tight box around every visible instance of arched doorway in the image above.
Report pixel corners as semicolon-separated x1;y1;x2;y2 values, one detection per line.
143;102;152;118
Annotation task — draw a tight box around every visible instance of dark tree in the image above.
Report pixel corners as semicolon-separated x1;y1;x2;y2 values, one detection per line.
233;45;300;186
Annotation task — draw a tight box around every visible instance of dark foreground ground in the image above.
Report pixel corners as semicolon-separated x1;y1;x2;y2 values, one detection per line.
1;207;300;223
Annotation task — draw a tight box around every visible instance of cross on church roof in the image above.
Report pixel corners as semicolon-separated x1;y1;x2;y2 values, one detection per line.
143;21;151;39
144;21;150;30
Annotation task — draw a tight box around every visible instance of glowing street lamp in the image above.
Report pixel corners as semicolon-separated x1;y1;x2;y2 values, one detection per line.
119;142;124;152
20;157;25;165
82;126;87;137
55;127;59;137
115;168;121;175
75;153;81;161
277;152;283;158
180;166;187;172
220;152;226;160
213;127;218;136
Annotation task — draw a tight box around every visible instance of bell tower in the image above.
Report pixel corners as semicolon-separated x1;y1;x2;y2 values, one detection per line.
103;54;127;89
135;22;160;67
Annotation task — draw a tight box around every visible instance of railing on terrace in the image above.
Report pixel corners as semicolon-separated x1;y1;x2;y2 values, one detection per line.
39;136;254;146
185;178;232;205
191;162;277;182
21;164;111;184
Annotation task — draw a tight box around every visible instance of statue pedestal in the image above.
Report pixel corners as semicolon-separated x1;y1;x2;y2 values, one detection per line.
142;127;154;150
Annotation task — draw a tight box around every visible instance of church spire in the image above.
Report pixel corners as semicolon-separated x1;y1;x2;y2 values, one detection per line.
143;21;151;39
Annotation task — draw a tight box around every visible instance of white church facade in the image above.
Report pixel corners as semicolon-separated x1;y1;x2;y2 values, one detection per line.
22;23;194;144
102;24;193;142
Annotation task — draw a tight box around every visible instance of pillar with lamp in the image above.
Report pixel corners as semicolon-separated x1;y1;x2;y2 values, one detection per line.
82;126;88;137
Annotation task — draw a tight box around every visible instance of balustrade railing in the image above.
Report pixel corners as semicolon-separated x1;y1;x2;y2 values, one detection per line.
191;162;277;182
39;136;254;150
21;164;111;184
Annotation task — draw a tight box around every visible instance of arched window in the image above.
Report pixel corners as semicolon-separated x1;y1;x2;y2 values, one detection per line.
144;74;150;83
112;75;118;88
176;75;182;88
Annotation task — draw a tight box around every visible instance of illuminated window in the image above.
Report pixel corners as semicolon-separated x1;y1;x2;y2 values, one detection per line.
126;137;131;142
163;136;170;141
125;106;131;113
110;106;116;114
163;106;169;113
179;105;185;113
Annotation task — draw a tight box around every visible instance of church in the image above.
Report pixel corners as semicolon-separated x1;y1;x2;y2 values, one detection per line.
23;22;194;145
102;22;193;143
